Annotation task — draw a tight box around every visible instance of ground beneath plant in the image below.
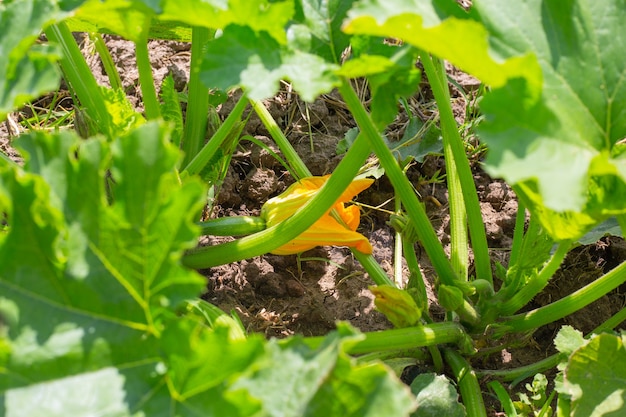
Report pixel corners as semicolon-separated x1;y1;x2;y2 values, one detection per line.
3;35;625;415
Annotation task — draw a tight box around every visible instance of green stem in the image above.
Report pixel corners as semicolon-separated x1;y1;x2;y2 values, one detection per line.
182;94;248;175
499;260;626;334
482;299;626;383
44;22;113;138
303;322;469;354
337;80;458;288
197;216;266;236
403;242;427;314
182;132;373;268
420;53;492;285
352;251;394;287
249;98;309;179
499;241;571;316
181;27;213;167
394;198;404;286
477;354;560;383
508;199;527;267
90;33;122;91
443;349;487;417
433;57;468;280
338;79;483;325
134;22;160;120
591;303;626;333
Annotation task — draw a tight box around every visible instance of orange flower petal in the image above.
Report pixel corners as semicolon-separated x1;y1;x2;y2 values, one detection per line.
261;175;373;255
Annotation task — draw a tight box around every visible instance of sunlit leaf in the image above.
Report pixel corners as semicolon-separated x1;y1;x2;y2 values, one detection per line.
200;24;339;101
0;0;64;121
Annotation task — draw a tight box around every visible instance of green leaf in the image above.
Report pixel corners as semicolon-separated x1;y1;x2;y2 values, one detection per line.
159;75;184;148
239;327;416;417
560;332;626;417
410;373;465;417
577;217;623;245
385;116;443;164
554;325;587;359
0;0;64;121
72;0;155;42
200;24;339;101
0;123;206;412
343;0;542;92
340;40;421;128
161;0;294;43
291;0;357;62
473;0;626;240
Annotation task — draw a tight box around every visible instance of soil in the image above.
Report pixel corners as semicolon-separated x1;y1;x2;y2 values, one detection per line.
3;34;626;415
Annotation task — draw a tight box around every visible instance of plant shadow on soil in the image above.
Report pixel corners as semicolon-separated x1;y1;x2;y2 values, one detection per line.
2;34;625;415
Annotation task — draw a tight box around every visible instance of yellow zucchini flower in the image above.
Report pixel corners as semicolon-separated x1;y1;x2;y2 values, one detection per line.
261;175;374;255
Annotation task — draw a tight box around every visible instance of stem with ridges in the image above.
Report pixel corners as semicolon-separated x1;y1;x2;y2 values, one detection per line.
499;241;570;316
443;349;487;417
302;322;469;354
134;19;160;120
499;260;626;335
420;52;492;285
90;33;122;91
44;22;113;138
433;56;468;280
508;200;527;267
183;94;247;175
182;27;213;167
249;98;308;179
338;80;458;288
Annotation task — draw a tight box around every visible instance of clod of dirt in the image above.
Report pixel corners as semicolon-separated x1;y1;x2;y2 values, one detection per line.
242;167;281;201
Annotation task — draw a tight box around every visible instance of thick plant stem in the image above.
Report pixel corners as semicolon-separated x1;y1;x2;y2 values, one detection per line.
420;53;492;285
250;98;308;179
183;95;248;175
432;57;468;280
352;251;394;287
337;80;484;324
499;260;626;334
443;349;487;417
394;198;404;286
304;322;470;354
44;22;113;138
477;354;560;383
337;81;458;288
134;22;160;120
182;27;213;167
90;33;122;91
182;132;373;268
197;216;266;236
508;200;527;267
499;241;571;316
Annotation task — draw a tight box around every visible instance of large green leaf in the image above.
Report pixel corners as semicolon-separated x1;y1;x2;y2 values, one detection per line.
0;123;206;413
343;0;542;92
344;0;626;240
409;373;465;417
290;0;357;63
474;0;626;240
200;24;339;101
560;332;626;417
0;0;64;122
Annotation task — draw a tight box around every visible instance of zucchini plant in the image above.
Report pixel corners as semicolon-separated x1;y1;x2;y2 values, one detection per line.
1;0;625;415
